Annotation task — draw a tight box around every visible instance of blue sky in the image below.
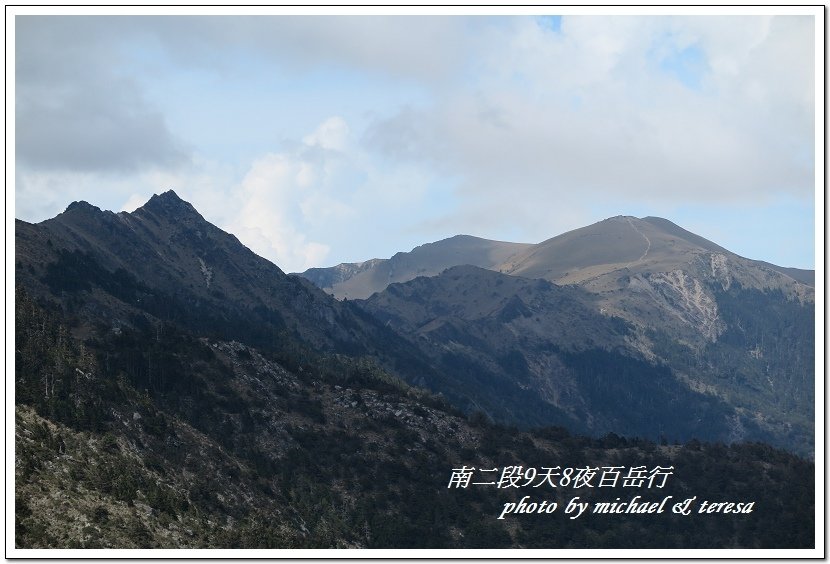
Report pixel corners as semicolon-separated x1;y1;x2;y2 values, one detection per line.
14;12;818;271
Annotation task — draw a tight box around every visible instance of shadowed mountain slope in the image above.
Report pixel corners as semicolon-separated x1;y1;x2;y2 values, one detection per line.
15;286;814;549
16;194;814;456
357;264;814;454
13;192;816;549
14;191;447;390
300;215;814;454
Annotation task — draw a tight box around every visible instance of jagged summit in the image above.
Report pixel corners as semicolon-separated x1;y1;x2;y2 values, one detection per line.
137;189;203;221
148;189;185;204
63;200;103;214
59;191;203;225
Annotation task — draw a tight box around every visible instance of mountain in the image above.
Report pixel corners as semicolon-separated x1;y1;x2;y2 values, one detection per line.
493;217;815;451
17;196;814;454
344;217;815;456
300;216;814;300
17;192;344;348
15;191;449;389
496;215;813;343
14;277;814;550
359;265;725;437
15;192;573;440
13;192;816;548
497;215;807;285
301;216;814;390
357;264;813;454
300;234;532;300
302;215;812;344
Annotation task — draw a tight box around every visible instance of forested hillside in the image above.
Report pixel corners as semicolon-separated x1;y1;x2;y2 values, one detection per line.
15;289;814;549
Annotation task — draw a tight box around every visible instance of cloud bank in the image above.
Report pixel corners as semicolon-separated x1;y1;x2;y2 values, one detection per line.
14;13;817;270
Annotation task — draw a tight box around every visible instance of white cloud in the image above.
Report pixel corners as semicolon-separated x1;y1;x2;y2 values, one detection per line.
226;153;328;272
120;193;150;213
365;14;814;221
14;14;816;269
302;116;350;151
219;115;455;270
220;116;378;272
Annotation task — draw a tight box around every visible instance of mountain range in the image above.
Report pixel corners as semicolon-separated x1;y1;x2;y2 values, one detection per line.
301;234;533;300
13;191;816;548
302;214;815;455
299;215;813;299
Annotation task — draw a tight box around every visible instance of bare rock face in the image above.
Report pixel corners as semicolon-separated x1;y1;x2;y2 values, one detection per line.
628;270;724;342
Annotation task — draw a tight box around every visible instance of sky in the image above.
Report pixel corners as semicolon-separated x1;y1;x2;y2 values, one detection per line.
12;10;819;272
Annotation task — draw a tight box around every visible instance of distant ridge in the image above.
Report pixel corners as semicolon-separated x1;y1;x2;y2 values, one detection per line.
300;216;814;299
299;234;532;300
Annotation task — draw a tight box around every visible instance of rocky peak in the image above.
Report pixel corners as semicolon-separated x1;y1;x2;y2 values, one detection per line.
53;200;123;231
63;200;103;215
137;190;204;222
